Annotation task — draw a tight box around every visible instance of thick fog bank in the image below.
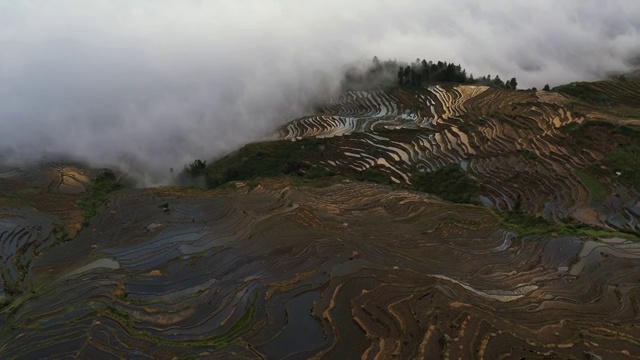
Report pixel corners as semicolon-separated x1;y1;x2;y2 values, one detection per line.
1;1;639;184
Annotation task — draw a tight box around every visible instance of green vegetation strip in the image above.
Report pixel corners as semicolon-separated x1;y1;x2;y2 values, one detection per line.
496;211;640;241
565;122;640;189
573;170;607;202
519;149;538;161
198;139;482;204
554;83;615;106
457;122;478;135
604;143;640;189
197;139;334;188
77;170;124;226
411;164;482;204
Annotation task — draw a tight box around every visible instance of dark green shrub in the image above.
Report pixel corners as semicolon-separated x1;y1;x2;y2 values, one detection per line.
77;170;124;226
411;164;482;203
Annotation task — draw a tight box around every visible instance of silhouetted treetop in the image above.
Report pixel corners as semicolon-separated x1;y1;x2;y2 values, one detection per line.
342;57;518;91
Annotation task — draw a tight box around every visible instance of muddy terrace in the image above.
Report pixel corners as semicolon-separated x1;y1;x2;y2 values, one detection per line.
1;166;639;359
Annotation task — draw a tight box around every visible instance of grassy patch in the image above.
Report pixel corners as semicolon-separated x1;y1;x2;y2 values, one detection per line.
612;124;640;138
411;164;482;204
564;122;640;189
77;170;125;226
602;124;640;189
204;139;334;188
498;211;555;236
574;170;607;202
518;149;538;160
564;121;609;147
566;120;617;134
202;141;482;205
554;83;615;106
603;144;640;189
354;167;393;185
497;211;639;240
457;122;478;135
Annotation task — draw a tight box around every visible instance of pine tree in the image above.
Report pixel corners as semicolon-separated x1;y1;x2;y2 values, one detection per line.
397;66;404;85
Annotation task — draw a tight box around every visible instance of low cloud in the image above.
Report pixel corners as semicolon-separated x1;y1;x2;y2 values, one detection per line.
1;1;639;184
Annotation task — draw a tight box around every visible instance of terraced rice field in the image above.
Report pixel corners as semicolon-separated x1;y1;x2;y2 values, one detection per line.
0;163;637;359
2;80;640;359
0;173;639;359
279;84;640;233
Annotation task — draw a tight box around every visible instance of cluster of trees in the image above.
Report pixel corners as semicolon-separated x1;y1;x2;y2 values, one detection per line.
395;58;518;90
185;159;206;177
341;57;402;91
341;56;521;90
397;59;469;86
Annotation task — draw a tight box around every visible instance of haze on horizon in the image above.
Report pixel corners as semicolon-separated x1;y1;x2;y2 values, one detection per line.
1;0;639;184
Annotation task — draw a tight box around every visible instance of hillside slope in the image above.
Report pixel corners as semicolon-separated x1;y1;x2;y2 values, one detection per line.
2;176;640;359
2;79;640;359
204;80;640;234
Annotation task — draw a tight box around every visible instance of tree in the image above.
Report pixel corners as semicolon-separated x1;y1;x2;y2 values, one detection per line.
421;59;429;81
411;69;421;86
459;69;468;83
543;84;550;91
509;77;518;90
397;66;404;85
186;159;207;177
403;66;411;86
371;56;382;74
493;75;504;87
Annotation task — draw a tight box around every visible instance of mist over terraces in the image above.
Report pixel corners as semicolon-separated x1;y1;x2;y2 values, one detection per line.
3;64;640;358
190;68;640;236
4;0;640;358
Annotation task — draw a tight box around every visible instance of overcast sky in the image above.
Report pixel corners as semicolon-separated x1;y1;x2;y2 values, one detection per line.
1;1;639;184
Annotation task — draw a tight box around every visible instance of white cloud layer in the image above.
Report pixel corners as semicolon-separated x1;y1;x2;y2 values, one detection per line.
1;0;639;184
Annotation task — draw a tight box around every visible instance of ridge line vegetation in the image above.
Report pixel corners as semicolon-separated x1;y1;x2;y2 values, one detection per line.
342;56;520;91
